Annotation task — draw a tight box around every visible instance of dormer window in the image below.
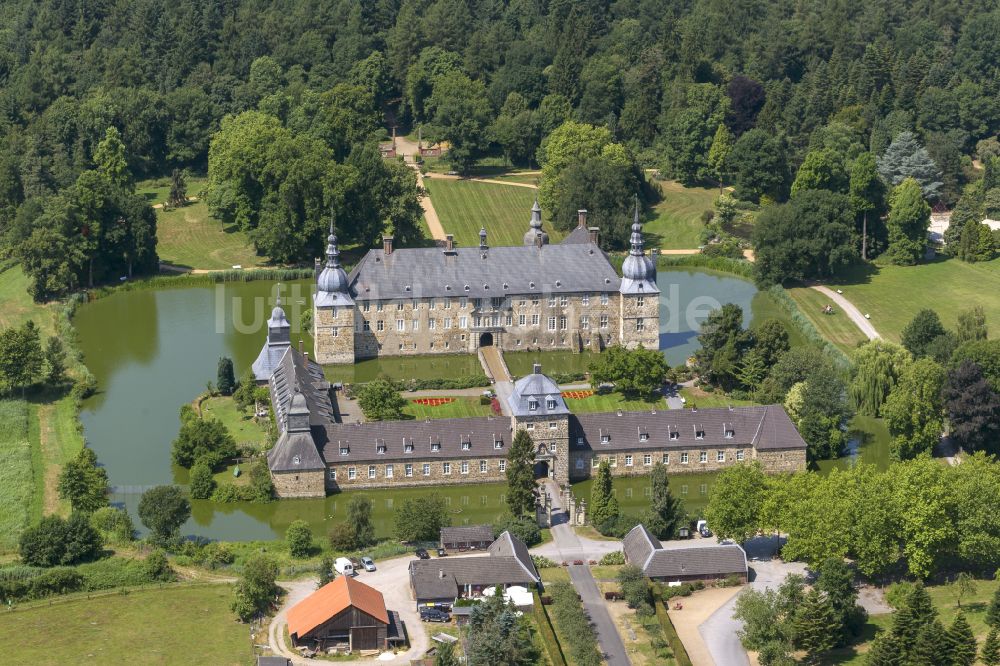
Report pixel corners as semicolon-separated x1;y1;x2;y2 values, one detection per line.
528;400;538;411
292;455;301;465
546;399;556;409
577;436;584;445
340;445;350;456
725;428;735;439
494;439;503;449
462;441;471;451
431;440;441;452
601;434;611;444
669;431;679;441
639;433;649;442
377;444;387;455
695;429;705;440
404;442;414;453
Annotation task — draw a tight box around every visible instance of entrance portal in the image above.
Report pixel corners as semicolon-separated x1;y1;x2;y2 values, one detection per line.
479;332;493;347
534;460;549;479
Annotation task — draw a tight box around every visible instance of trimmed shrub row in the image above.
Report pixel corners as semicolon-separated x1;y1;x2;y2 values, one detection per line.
532;589;568;666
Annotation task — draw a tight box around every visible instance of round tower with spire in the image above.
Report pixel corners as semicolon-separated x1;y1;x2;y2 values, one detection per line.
313;215;356;364
618;197;660;349
523;198;549;246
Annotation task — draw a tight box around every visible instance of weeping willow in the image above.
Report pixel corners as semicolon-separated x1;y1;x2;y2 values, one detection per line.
849;340;913;416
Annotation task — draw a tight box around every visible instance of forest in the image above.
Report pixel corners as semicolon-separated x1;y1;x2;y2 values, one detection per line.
1;0;1000;296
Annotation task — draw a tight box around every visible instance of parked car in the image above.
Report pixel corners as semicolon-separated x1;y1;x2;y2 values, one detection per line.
700;527;713;538
334;557;355;576
420;608;450;623
350;557;363;570
415;548;430;560
361;556;376;572
436;547;447;557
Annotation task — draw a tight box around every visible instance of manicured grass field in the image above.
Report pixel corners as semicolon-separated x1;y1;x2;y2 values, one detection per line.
402;396;494;420
423;178;560;247
565;391;665;414
0;264;55;336
0;400;35;551
826;257;1000;343
0;584;248;665
678;386;756;409
786;286;869;354
750;290;809;349
201;396;268;447
645;180;718;250
156;199;263;271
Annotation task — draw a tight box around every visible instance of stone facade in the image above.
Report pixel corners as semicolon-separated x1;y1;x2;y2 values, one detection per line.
570;446;770;481
324;455;509;492
512;413;570;483
619;293;660;349
314;302;355;364
753;448;808;473
272;469;326;498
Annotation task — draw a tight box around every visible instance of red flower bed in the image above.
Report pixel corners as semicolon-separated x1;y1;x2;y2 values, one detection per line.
561;390;594;400
412;398;456;407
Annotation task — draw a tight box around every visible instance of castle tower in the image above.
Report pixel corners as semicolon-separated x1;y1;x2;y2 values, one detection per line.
313;219;356;364
523;198;549;246
507;364;570;484
251;297;292;382
619;198;660;349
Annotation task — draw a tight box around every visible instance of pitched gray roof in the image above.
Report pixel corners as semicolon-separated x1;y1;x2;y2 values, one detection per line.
643;545;747;579
623;524;661;569
487;531;540;583
440;525;494;545
347;244;621;301
507;367;570;417
318;416;511;463
569;405;806;452
267;429;326;472
409;565;459;600
252;306;292;382
560;225;592;244
409;556;537;601
269;347;334;431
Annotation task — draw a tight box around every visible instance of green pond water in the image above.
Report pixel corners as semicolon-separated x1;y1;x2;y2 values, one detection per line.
74;268;882;541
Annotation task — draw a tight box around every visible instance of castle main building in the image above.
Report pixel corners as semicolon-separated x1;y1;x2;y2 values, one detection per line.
310;202;661;363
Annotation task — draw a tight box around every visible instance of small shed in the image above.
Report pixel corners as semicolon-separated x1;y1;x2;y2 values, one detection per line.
287;575;391;652
440;525;494;551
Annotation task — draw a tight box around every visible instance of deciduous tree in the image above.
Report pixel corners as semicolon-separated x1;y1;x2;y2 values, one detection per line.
356;378;407;421
705;462;766;543
885;178;930;265
138;485;191;546
57;446;109;513
393;495;451;542
231;553;279;622
884;358;945;460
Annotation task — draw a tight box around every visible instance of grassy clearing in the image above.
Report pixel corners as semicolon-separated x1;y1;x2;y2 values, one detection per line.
402;396;494;420
645;180;718;250
0;584;248;665
679;386;757;409
564;391;665;414
423;178;559;247
156;199;263;271
826;257;1000;343
0;265;55;336
200;396;268;447
750;290;809;349
0;400;35;551
786;287;869;354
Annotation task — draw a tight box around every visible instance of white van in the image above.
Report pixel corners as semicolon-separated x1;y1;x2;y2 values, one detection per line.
334;557;355;576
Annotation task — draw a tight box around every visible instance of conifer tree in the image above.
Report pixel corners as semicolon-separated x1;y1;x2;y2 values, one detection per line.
988;586;1000;630
505;429;536;516
885;178;930;265
890;583;937;654
981;628;1000;666
791;589;839;663
590;460;619;528
945;612;977;666
707;123;733;193
909;619;947;666
865;633;901;666
645;462;683;539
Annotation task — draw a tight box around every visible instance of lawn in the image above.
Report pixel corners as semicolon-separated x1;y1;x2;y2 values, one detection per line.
402;396;494;420
678;386;757;409
423;178;560;247
825;257;1000;343
0;400;35;551
564;391;665;414
0;584;248;665
645;180;718;250
200;396;269;447
786;286;869;354
156;199;263;271
750;290;809;349
0;264;55;336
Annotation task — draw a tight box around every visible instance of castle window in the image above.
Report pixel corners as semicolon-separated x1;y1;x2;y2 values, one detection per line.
532;314;539;326
576;458;585;469
376;320;384;331
396;319;404;331
506;315;512;326
636;318;645;332
519;314;526;326
386;464;394;478
462;441;471;450
582;294;590;306
644;454;652;465
601;293;609;305
560;295;568;307
405;464;413;477
492;297;504;309
412;319;419;331
460;317;468;329
431;441;441;452
444;298;452;309
559;316;567;330
429;318;436;330
473;298;482;309
396;302;404;310
680;453;688;464
404;442;414;453
625;455;633;467
592;457;599;468
637;296;644;307
329;469;336;480
376;302;383;312
340;445;350;456
736;449;745;461
663;453;670;464
422;463;430;476
526;423;534;430
443;462;452;475
717;451;725;462
460;461;469;474
600;315;609;329
480;460;487;473
331;328;338;337
546;399;556;409
428;299;435;309
363;303;370;312
699;451;708;463
600;434;610;443
547;317;556;331
368;465;376;478
669;431;679;440
725;428;735;439
532;297;539;306
348;467;356;479
581;315;590;330
549;422;557;429
548;296;556;307
499;460;506;473
460;297;467;308
608;456;617;467
363;321;370;331
529;400;538;411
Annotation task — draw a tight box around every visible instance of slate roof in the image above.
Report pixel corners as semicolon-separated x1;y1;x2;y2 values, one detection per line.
507;367;570;417
318;416;511;463
268;429;326;472
269;347;334;431
488;531;540;583
623;524;662;569
346;243;620;301
287;575;389;641
440;525;494;545
560;225;592;244
644;545;748;579
252;305;292;382
410;532;539;602
569;405;806;452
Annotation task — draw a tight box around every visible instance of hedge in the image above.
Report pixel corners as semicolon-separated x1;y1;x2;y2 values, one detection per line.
656;254;756;279
653;588;693;666
532;589;568;666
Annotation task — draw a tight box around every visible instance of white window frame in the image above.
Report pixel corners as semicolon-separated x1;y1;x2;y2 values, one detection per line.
405;463;413;477
443;462;451;475
736;449;745;461
625;455;633;467
600;315;608;329
680;453;688;464
499;460;506;473
368;465;376;479
460;461;469;475
717;451;725;462
643;454;652;466
699;451;708;463
480;460;487;473
348;467;356;479
422;463;431;476
385;464;394;478
601;293;609;305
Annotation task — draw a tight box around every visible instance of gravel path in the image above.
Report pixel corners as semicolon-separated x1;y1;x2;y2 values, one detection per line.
810;285;880;340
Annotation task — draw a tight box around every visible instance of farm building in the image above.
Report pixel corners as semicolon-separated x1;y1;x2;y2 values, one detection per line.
623;524;748;584
440;525;494;551
287;575;404;653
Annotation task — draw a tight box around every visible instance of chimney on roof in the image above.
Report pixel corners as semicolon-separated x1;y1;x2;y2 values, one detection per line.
577;209;588;229
298;339;303;353
304;351;309;363
383;236;394;255
533;363;541;374
588;227;599;245
444;234;455;253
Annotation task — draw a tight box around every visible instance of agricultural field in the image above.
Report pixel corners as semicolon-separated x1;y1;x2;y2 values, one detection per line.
786;286;869;354
402;396;494;420
825;257;1000;343
423;178;560;247
645;180;718;250
0;584;249;665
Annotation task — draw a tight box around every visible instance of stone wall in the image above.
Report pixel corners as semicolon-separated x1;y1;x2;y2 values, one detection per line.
569;443;806;481
512;413;569;483
272;469;326;498
753;448;808;473
325;455;508;491
314;303;355;364
619;293;660;349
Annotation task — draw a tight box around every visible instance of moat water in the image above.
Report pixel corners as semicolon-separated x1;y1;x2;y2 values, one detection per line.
74;269;885;541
